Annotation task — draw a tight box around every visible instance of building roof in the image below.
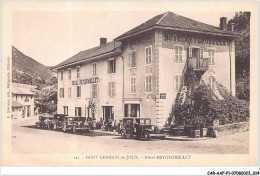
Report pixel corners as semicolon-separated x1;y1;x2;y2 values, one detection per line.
12;100;24;107
115;11;239;40
52;41;122;70
12;82;37;90
12;86;35;95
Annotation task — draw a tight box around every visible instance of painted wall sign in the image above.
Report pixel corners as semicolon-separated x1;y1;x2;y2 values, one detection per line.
160;93;166;99
72;77;99;85
164;33;230;46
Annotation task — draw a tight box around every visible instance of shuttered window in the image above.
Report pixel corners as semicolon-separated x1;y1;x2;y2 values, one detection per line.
108;82;115;97
174;46;183;63
130;76;136;94
130;51;136;68
208;49;215;65
93;63;97;76
145;46;152;64
59;88;64;98
68;68;71;80
145;75;152;92
61;70;63;81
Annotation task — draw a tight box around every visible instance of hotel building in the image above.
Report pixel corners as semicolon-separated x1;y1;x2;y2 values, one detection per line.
52;12;238;127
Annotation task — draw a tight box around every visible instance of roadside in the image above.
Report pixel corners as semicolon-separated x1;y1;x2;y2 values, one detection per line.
11;118;249;154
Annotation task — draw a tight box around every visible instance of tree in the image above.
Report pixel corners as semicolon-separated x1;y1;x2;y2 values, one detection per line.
227;12;250;101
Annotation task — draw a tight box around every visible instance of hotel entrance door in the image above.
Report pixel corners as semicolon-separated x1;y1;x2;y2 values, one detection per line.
102;106;114;123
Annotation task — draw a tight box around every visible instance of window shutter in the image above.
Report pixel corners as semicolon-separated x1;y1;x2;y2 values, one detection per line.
132;51;136;67
173;47;177;63
114;59;116;73
200;49;203;59
204;49;208;58
107;60;110;74
108;83;110;96
182;48;185;62
188;47;192;58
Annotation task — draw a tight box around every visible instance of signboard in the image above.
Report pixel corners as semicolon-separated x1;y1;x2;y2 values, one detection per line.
164;33;230;46
72;77;99;85
160;93;166;99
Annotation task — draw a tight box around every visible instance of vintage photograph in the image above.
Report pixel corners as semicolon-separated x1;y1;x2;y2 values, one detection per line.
2;2;258;167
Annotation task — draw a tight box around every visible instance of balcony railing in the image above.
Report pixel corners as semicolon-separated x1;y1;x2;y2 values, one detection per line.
188;57;209;71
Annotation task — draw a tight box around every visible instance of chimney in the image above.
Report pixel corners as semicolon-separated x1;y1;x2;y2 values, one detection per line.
219;17;227;31
100;38;107;47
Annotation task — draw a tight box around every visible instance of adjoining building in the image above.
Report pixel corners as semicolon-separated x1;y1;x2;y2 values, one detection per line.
51;12;238;127
12;82;36;119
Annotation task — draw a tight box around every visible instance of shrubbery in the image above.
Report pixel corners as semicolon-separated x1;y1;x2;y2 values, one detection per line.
170;67;249;129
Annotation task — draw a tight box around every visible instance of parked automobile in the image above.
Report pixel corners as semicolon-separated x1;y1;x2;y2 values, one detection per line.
120;117;166;140
49;114;67;130
35;115;53;129
62;116;90;133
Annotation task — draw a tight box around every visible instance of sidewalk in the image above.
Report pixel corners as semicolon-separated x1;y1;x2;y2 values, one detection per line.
165;135;211;141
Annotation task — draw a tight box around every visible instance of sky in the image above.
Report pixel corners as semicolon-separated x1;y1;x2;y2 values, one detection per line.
12;10;236;66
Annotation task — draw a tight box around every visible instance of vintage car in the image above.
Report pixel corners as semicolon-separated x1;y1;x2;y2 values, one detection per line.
120;117;166;140
35;115;54;129
62;116;90;133
49;114;67;130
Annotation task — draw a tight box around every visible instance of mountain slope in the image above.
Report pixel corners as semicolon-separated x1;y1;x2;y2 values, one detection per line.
12;46;54;79
12;46;56;87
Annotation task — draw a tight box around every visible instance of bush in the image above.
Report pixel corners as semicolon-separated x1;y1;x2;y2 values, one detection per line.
171;67;249;128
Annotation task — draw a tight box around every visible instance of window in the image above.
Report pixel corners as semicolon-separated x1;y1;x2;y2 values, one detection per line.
76;86;81;98
68;68;71;80
174;75;182;91
208;76;215;91
76;66;80;78
208;49;215;65
129;50;136;68
145;75;152;92
59;88;64;98
93;63;97;76
124;104;140;117
174;46;183;63
108;82;115;97
63;106;68;115
75;107;82;116
68;87;71;98
130;76;136;94
61;70;63;81
92;84;97;98
145;46;152;64
108;59;116;74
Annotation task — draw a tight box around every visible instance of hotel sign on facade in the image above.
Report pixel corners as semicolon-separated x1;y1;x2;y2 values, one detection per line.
164;33;230;46
72;77;99;85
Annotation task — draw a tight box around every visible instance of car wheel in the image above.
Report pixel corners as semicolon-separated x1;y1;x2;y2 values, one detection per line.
72;126;76;133
144;132;151;141
62;124;66;132
120;130;126;139
35;123;39;128
53;124;57;130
